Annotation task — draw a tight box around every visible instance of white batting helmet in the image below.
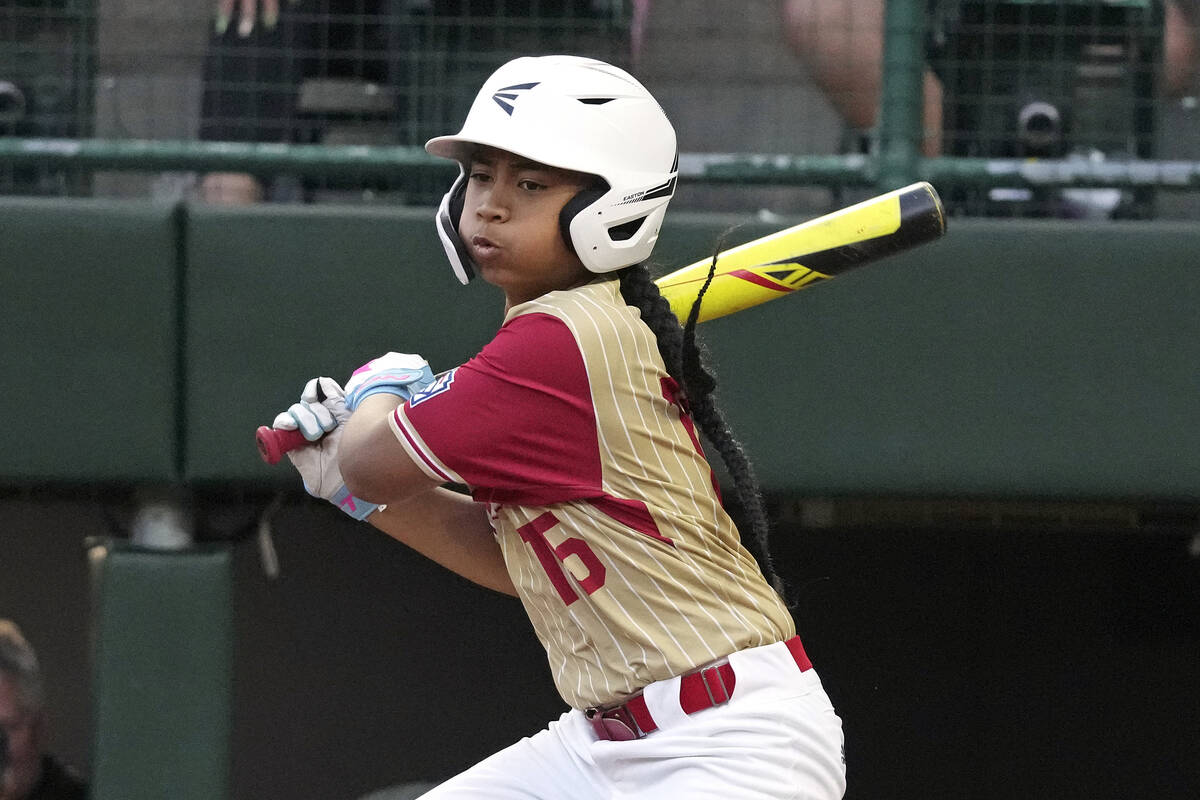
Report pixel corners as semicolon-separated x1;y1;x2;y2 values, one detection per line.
426;55;679;284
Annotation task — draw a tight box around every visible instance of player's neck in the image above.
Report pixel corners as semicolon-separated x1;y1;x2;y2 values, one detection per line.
502;274;595;314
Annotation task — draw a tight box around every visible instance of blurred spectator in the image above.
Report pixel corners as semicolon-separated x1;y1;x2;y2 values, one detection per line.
782;0;1197;217
198;0;630;205
1165;0;1200;94
199;0;401;204
780;0;1198;157
781;0;945;155
0;621;87;800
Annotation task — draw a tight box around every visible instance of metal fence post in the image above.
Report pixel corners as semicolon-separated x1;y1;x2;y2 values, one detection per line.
878;0;927;190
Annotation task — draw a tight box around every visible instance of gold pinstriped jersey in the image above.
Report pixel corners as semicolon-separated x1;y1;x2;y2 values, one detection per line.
390;278;794;709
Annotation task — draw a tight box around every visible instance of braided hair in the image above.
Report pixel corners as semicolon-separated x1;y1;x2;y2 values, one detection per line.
617;250;788;600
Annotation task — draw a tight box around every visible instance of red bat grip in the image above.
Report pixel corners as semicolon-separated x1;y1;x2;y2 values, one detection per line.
256;426;311;465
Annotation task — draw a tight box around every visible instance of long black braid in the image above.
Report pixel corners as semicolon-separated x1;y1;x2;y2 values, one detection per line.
617;248;788;601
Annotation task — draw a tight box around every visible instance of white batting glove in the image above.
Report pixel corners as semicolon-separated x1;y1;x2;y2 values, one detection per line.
271;377;379;521
344;352;436;412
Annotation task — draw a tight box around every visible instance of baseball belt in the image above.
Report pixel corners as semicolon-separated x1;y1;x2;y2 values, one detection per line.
585;635;813;742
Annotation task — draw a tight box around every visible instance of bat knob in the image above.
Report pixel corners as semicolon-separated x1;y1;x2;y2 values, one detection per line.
256;425;308;465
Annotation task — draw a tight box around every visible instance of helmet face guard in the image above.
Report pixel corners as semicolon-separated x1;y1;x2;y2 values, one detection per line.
427;56;678;285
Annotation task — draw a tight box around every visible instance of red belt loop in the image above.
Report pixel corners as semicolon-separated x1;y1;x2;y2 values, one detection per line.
785;635;813;672
679;662;735;715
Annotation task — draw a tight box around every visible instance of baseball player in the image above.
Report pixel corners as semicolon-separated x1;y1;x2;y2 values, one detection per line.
271;55;846;799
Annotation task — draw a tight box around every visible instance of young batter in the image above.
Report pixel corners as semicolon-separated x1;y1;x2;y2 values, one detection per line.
273;55;846;799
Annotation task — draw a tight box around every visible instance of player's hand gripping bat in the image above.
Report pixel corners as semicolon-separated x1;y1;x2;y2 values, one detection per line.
257;181;946;464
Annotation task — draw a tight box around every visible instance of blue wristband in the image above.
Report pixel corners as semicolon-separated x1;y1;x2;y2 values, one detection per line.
345;366;436;411
348;383;414;409
330;485;380;521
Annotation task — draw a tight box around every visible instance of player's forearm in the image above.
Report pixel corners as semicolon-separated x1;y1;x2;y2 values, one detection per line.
340;394;428;504
341;395;517;595
369;488;517;596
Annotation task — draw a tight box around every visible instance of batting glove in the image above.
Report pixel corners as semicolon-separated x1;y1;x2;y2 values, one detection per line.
271;377;380;521
344;352;435;412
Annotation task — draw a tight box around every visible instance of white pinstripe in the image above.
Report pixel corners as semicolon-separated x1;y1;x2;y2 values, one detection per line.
571;289;761;648
541;297;703;663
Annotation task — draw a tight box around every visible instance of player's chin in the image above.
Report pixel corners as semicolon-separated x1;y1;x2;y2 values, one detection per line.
476;260;520;293
474;254;506;279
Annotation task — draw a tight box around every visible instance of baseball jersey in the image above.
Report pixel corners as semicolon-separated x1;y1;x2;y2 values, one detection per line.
389;278;795;709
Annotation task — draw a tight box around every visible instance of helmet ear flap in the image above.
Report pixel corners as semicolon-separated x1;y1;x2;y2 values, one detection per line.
558;181;609;258
448;172;467;225
435;170;476;284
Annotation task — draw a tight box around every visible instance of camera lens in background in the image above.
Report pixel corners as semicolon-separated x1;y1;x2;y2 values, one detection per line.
1016;100;1063;157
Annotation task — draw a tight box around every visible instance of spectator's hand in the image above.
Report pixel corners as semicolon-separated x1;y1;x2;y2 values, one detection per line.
215;0;298;37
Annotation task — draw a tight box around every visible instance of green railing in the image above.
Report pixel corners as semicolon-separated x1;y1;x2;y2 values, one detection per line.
1;1;1195;201
3;137;1199;190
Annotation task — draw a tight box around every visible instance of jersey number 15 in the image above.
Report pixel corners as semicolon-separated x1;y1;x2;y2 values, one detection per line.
518;512;606;606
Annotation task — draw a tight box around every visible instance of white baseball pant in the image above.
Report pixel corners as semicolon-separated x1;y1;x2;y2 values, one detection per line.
419;638;847;799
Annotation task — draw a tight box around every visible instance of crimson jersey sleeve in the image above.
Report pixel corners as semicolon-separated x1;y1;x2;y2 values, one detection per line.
393;312;603;505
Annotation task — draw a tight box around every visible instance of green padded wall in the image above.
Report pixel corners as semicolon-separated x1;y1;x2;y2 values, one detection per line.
89;541;232;800
183;203;502;482
0;198;179;481
2;200;1197;501
699;218;1200;500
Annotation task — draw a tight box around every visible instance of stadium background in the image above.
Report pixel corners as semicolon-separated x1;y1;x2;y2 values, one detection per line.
2;1;1199;798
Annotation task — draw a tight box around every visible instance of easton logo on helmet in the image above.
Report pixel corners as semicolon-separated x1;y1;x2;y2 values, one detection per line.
618;175;677;205
492;82;540;115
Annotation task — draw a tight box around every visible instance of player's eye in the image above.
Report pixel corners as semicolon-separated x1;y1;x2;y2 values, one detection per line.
518;178;545;191
468;166;493;183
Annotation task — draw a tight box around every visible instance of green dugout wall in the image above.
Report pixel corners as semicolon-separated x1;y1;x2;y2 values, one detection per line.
3;196;1197;501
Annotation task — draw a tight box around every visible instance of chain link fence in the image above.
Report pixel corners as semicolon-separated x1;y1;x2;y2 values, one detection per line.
1;0;1198;217
2;0;633;202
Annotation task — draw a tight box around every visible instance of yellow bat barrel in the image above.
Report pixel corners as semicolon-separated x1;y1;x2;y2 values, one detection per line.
655;181;946;324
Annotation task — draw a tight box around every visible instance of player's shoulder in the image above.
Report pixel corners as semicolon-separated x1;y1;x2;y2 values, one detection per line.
511;278;639;338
